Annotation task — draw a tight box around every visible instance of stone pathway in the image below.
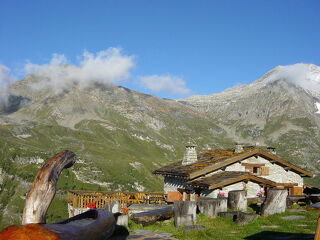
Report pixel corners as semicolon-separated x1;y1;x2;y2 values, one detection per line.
126;230;176;240
287;209;307;213
281;215;306;220
261;225;280;228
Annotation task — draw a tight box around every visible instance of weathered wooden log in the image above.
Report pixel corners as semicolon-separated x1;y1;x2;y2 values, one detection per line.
131;206;173;226
234;212;258;225
22;150;76;224
228;190;247;211
174;200;197;227
197;198;227;217
261;189;287;216
0;209;116;240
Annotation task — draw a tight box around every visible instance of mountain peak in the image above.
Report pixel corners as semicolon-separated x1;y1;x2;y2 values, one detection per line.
254;63;320;95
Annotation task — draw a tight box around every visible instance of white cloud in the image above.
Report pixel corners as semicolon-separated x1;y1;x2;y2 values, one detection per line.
0;64;16;104
24;48;135;91
138;74;191;95
0;64;15;88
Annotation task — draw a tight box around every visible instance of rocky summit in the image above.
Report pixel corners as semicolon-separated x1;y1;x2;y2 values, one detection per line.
0;63;319;227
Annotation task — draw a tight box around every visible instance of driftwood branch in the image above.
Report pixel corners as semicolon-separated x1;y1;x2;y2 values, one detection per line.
22;150;76;225
0;209;116;240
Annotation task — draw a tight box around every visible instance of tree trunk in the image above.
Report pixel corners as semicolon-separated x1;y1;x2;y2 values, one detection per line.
22;150;76;224
197;198;227;217
261;189;287;216
228;190;247;211
174;201;197;227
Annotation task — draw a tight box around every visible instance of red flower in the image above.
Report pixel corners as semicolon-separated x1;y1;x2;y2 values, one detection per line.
86;203;96;209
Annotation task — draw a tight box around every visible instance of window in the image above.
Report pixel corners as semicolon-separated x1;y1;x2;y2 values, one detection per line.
241;163;269;176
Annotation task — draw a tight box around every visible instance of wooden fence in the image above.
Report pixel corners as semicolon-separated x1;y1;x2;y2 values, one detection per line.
67;190;167;209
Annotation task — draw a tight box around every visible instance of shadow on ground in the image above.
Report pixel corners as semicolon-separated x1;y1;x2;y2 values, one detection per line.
244;231;314;240
248;203;261;214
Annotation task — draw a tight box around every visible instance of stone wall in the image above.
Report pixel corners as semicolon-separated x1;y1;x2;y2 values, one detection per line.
199;155;303;198
232;156;304;187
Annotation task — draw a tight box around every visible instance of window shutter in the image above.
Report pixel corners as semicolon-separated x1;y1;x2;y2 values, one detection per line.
261;166;269;175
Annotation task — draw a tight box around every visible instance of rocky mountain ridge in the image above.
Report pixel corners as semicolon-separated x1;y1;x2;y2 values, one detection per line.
0;63;319;227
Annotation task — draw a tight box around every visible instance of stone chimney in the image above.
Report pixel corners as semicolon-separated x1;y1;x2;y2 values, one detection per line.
182;144;197;165
234;143;244;153
267;147;276;155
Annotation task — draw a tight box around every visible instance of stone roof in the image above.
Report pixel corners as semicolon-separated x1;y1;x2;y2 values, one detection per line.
152;147;313;179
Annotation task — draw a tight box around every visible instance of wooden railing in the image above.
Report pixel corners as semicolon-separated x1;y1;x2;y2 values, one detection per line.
67;190;167;209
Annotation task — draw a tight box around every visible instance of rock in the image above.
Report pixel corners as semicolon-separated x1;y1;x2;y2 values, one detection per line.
134;230;153;235
154;232;173;237
184;225;205;231
287;209;307;212
126;235;144;239
234;212;258;225
261;225;280;228
311;202;320;209
281;215;305;220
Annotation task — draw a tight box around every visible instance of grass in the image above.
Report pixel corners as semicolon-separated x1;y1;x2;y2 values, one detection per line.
128;207;318;240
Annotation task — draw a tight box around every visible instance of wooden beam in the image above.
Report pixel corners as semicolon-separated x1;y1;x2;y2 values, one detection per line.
275;183;298;187
241;163;265;167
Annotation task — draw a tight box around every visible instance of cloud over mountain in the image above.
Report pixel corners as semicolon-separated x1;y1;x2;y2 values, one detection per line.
260;63;320;94
0;64;16;104
24;48;135;91
138;74;191;95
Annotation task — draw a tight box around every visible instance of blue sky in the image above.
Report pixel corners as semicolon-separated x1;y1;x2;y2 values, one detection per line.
0;0;320;98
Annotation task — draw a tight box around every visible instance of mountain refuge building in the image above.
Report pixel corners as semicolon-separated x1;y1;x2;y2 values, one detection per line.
153;145;314;202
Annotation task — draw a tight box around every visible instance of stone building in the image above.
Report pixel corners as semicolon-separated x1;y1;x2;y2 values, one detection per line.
153;145;314;202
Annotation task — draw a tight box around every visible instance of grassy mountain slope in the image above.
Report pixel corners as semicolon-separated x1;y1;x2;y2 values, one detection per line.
0;76;231;227
1;65;320;227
